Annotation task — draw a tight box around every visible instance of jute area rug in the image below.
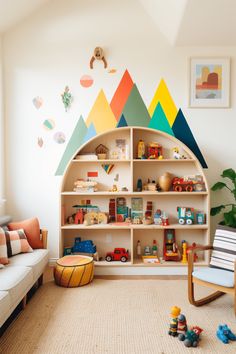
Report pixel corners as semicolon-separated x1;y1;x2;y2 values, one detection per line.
1;275;236;354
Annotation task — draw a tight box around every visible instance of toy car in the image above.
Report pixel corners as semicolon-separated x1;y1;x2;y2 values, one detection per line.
105;248;129;262
172;177;194;192
177;207;194;225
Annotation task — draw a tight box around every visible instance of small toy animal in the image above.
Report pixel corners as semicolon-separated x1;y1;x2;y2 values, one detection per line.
172;147;186;160
216;324;236;344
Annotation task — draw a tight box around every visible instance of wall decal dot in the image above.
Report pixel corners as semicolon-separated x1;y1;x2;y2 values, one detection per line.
33;96;43;109
43;119;55;131
80;75;94;88
108;69;117;74
54;132;66;144
37;137;43;147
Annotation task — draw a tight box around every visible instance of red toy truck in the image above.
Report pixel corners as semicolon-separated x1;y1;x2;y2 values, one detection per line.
105;248;129;262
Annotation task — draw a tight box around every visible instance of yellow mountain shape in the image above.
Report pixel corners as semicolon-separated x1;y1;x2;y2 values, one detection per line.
86;90;117;134
148;79;178;127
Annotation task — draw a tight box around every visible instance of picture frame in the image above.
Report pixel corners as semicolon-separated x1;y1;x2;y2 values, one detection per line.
189;57;230;108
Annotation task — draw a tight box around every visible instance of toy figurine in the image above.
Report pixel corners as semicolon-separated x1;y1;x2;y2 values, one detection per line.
152;240;158;256
182;326;203;347
147;142;163;159
168;306;181;337
181;240;188;264
216;324;236;344
177;314;188;340
154;209;162;225
172;147;187;160
161;211;169;226
137;178;143;192
177;207;194;225
137;140;145;159
144;245;152;256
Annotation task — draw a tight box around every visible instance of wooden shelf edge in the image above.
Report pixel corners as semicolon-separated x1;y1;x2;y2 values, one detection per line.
61;223;209;230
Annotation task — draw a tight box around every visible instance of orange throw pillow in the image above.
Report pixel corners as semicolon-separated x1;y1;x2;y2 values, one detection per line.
8;217;43;249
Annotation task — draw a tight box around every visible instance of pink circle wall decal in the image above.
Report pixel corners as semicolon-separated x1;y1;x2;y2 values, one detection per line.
80;75;94;88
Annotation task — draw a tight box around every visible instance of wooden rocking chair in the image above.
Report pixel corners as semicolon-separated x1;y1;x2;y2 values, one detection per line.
188;245;236;315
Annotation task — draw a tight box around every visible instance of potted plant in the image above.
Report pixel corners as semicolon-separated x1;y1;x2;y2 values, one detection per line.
210;168;236;228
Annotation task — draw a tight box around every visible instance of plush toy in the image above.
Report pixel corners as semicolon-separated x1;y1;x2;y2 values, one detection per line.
216;324;236;344
90;47;107;69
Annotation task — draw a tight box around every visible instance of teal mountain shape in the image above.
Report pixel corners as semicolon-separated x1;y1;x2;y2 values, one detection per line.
148;102;174;136
55;115;88;175
121;84;150;127
117;114;128;128
172;109;208;168
83;122;96;143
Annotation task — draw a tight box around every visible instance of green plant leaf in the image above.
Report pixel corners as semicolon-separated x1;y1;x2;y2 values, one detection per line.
224;211;236;228
221;168;236;182
232;189;236;200
210;205;225;216
211;182;227;191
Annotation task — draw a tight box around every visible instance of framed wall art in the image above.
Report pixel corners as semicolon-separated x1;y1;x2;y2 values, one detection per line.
189;57;230;108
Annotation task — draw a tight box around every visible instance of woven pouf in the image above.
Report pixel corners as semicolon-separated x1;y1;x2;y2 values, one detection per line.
54;255;94;287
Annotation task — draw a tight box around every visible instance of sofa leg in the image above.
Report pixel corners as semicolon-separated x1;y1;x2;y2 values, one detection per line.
38;274;43;287
22;295;27;309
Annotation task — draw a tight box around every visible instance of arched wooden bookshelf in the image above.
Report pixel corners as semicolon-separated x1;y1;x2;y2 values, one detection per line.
60;127;209;275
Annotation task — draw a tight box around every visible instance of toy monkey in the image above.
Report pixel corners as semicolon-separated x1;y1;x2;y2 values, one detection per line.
90;47;107;69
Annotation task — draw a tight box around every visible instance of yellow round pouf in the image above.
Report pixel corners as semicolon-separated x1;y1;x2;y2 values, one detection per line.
54;255;94;287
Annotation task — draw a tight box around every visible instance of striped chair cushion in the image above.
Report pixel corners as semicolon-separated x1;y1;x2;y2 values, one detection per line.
210;225;236;272
0;227;8;265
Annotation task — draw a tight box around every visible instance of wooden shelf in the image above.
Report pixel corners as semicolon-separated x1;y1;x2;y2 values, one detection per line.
61;191;208;196
94;261;132;267
133;159;195;163
132;259;208;267
61;223;208;230
72;159;131;163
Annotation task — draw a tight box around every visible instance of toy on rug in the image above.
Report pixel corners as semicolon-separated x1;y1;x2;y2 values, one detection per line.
180;326;203;347
168;306;181;337
177;314;188;340
216;324;236;344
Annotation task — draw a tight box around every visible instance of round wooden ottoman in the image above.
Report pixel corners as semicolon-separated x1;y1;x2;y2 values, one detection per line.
54;255;94;287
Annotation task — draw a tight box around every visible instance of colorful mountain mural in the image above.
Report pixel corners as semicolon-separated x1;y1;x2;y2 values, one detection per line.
148;102;174;136
172;109;207;168
121;84;150;127
86;90;117;133
149;79;177;127
110;69;133;120
55;70;208;175
55;116;87;176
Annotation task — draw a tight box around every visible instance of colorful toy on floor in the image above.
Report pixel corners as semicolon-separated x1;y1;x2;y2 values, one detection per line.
216;324;236;344
105;248;129;262
181;326;203;347
177;314;188;339
168;306;181;337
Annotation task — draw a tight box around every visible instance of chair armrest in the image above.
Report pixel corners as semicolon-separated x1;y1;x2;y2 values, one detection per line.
188;245;213;275
40;229;48;249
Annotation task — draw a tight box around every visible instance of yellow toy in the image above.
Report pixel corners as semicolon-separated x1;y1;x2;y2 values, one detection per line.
168;306;181;336
181;241;188;264
137;140;145;159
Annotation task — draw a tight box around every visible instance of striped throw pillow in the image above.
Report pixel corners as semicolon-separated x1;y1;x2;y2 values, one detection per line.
210;225;236;272
5;229;33;257
0;227;9;265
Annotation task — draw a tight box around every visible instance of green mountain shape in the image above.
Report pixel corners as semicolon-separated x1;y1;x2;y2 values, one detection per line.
122;84;150;127
172;109;208;168
148;102;174;136
55;115;88;175
117;114;128;128
83;122;96;143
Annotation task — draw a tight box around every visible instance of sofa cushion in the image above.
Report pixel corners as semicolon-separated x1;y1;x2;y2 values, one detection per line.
210;224;236;272
5;229;33;257
0;227;8;265
193;267;234;288
8;249;49;281
0;291;11;327
0;266;33;306
8;217;43;249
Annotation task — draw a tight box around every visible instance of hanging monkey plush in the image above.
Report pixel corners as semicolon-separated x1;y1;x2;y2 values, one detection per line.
90;47;107;69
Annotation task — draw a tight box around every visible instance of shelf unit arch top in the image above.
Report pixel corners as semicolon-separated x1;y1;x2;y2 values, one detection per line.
61;126;209;192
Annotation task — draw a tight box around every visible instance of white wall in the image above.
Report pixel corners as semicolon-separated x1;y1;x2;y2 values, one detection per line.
3;0;236;258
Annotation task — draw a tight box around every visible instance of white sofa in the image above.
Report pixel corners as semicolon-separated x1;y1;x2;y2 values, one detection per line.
0;216;49;330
